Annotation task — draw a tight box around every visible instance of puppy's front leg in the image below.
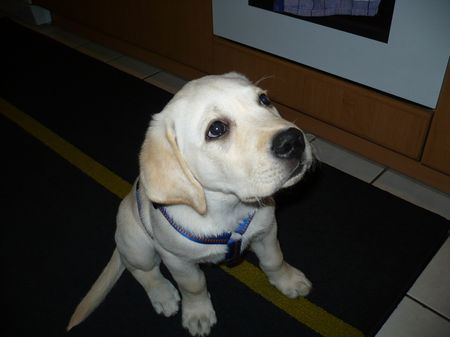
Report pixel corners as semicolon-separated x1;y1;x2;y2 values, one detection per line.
162;253;217;337
251;220;312;298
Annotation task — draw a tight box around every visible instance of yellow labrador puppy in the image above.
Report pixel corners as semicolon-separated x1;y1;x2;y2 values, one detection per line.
68;72;315;336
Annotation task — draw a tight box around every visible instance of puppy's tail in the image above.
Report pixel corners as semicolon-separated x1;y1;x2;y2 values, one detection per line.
67;248;125;331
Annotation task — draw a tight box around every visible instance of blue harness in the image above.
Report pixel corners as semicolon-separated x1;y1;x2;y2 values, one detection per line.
135;180;255;263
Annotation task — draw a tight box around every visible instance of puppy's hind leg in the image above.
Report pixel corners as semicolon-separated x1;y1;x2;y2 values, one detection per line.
115;190;181;317
128;265;181;317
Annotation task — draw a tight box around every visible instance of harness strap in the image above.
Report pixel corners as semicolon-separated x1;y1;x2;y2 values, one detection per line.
135;179;255;263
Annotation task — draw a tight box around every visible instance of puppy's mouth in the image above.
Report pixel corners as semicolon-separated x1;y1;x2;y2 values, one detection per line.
241;160;314;204
288;162;305;179
282;154;317;187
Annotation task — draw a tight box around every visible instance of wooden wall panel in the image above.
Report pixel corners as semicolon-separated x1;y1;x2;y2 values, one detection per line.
423;62;450;176
213;38;430;159
167;1;213;73
35;0;213;74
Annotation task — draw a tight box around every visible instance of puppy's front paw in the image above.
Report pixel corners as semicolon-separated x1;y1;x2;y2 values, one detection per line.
148;279;180;317
265;262;312;298
182;295;217;337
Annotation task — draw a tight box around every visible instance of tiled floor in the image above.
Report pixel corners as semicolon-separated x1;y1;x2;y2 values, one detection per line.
10;18;450;337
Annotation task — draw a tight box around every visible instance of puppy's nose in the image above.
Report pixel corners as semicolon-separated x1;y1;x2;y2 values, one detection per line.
271;128;305;159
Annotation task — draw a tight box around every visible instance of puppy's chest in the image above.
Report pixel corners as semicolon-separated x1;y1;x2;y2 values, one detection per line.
151;206;273;262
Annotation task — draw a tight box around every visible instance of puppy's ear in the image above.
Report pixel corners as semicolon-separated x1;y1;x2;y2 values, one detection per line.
139;121;207;215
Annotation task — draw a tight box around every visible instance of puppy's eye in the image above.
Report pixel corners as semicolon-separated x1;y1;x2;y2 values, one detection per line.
206;120;229;140
259;93;272;106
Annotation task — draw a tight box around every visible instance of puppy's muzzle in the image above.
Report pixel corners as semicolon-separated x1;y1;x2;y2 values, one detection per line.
271;127;305;160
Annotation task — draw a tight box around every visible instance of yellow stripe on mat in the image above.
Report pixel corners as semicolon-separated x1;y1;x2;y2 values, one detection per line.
0;98;130;199
1;98;364;337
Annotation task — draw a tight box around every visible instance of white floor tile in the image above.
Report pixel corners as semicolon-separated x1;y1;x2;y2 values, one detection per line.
77;43;122;63
311;137;385;183
373;170;450;220
46;28;90;48
408;238;450;319
108;56;160;79
144;72;187;94
375;297;450;337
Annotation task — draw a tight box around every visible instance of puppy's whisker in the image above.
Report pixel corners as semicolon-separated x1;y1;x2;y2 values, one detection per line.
254;74;275;86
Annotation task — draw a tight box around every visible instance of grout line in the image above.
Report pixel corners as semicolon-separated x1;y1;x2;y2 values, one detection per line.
370;167;388;185
76;47;123;64
102;54;125;64
142;71;162;81
104;54;123;63
406;295;450;322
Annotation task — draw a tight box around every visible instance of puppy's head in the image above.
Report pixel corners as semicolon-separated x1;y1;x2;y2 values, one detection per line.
139;72;315;214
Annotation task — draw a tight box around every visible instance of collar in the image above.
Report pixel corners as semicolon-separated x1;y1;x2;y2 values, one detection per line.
135;179;256;263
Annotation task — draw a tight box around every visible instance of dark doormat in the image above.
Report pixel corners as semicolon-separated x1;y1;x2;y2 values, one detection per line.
1;19;448;337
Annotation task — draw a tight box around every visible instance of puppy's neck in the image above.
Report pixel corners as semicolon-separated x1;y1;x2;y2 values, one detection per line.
203;189;243;215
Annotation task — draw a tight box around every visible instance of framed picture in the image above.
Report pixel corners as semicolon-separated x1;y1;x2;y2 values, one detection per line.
249;0;395;43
